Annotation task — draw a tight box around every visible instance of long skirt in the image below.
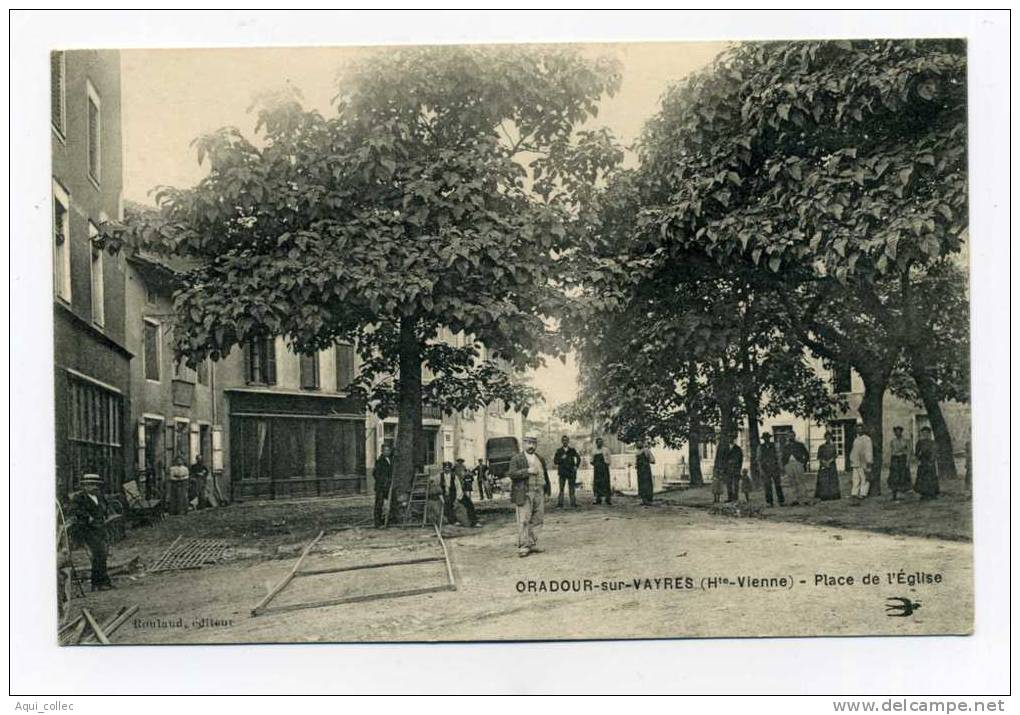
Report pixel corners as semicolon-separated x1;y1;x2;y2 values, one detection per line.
637;466;654;503
888;455;912;492
168;480;189;515
593;465;611;498
914;461;939;498
815;464;841;500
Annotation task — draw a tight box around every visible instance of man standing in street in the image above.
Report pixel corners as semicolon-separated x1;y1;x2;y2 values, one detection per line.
725;436;743;503
69;473;114;591
507;434;550;557
553;435;581;509
782;430;810;506
849;423;874;505
372;444;393;528
189;454;209;510
473;458;491;501
758;432;785;507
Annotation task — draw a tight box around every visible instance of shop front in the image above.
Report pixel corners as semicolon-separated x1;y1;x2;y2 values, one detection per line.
226;389;366;500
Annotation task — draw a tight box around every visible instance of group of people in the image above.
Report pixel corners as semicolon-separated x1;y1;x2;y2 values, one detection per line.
167;454;211;516
714;423;942;507
371;444;495;529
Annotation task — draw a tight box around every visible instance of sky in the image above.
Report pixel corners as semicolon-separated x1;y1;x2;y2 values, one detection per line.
120;41;728;409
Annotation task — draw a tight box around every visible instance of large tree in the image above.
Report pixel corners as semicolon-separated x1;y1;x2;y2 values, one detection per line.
633;39;968;472
114;46;623;507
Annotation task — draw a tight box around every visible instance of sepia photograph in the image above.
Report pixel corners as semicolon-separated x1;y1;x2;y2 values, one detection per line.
10;8;1011;700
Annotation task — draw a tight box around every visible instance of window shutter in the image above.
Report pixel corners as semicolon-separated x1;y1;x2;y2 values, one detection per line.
336;344;355;390
50;52;64;132
243;339;253;384
265;338;277;385
300;353;318;390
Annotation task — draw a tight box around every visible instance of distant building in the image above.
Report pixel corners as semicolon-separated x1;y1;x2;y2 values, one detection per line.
364;330;524;490
52;49;131;499
759;359;970;473
123;249;219;500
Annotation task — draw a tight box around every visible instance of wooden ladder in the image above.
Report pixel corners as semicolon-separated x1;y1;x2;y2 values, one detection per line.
403;469;431;527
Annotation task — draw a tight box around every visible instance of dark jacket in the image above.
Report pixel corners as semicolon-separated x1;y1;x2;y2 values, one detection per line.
68;491;109;541
508;451;551;506
759;442;780;476
726;445;744;476
373;456;392;494
783;441;809;467
553;446;581;477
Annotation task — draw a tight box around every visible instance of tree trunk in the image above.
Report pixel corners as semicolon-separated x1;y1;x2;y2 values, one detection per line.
857;370;888;494
742;388;761;489
712;391;737;483
911;366;959;479
390;316;422;522
687;423;704;487
685;360;704;487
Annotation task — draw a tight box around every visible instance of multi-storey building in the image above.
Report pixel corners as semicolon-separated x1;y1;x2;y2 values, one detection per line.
217;338;366;500
52;49;131;499
123;249;220;500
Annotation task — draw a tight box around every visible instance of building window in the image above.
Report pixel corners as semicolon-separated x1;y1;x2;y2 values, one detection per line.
831;362;852;394
299;352;320;390
53;180;71;302
196;359;209;386
145;287;158;305
245;336;277;385
86;79;101;186
335;343;356;391
143;320;161;382
382;423;397;453
65;373;122;494
51;51;66;138
89;222;104;326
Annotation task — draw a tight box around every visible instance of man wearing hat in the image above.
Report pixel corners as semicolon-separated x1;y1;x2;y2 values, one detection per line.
507;434;551;557
69;474;114;591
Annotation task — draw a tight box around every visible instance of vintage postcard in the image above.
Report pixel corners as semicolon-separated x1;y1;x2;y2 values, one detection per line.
51;39;972;645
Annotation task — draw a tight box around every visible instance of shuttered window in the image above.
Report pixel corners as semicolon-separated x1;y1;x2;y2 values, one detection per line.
89;222;104;326
144;320;161;381
51;52;65;136
245;337;277;385
86;80;101;185
299;352;320;390
335;343;356;391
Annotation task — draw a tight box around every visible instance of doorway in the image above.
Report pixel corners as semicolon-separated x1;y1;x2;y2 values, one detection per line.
143;418;164;500
829;419;858;472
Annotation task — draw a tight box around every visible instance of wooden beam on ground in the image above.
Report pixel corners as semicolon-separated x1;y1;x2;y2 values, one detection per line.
83;605;138;644
59;614;84;636
295;555;444;577
258;583;456;616
70;618;88;645
435;524;456;590
251;530;324;616
80;608;110;645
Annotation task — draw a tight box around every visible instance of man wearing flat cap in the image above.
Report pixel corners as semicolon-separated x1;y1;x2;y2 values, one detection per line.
69;473;114;591
507;434;551;557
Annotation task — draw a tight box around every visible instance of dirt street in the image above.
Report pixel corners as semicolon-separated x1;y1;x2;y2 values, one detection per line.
67;495;972;644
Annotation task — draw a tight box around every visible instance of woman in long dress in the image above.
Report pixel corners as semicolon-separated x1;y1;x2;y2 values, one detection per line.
591;437;612;505
814;431;841;500
635;440;655;506
913;426;939;499
888;425;913;499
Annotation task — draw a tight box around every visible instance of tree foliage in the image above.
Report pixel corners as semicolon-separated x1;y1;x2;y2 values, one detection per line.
111;45;624;496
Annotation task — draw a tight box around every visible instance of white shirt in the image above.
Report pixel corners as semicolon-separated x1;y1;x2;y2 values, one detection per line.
850;434;873;468
524;451;542;474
